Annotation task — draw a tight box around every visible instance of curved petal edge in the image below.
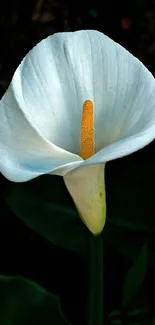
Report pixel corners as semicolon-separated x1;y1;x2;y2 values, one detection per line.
63;163;106;234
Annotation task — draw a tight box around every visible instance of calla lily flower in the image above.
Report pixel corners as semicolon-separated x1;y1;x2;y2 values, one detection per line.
1;30;155;234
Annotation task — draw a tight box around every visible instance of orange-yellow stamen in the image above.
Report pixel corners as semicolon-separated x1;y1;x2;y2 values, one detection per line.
80;100;95;160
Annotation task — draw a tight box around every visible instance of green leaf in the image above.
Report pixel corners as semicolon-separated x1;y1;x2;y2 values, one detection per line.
6;175;91;254
122;244;148;308
128;308;150;317
127;307;152;325
108;310;121;325
107;308;151;325
0;275;70;325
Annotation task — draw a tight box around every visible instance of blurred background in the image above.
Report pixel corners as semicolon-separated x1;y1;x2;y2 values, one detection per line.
1;0;155;99
1;1;155;325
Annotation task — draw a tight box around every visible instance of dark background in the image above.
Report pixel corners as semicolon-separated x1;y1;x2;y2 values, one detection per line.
1;0;155;100
1;1;155;324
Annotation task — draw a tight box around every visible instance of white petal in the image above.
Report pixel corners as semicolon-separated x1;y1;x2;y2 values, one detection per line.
1;30;155;182
0;32;91;181
0;89;82;182
63;164;106;234
3;32;94;156
81;30;155;160
79;126;155;167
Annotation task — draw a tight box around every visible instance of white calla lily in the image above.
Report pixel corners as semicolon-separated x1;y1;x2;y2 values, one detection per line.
1;30;155;234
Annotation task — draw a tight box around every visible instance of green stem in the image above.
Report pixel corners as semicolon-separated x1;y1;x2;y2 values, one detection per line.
87;234;103;325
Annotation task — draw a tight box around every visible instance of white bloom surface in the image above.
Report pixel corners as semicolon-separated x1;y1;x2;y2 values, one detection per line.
1;30;155;233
